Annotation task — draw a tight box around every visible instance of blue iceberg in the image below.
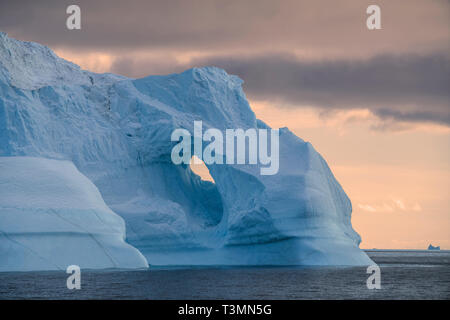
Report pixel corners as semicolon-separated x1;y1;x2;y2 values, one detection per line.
0;33;373;271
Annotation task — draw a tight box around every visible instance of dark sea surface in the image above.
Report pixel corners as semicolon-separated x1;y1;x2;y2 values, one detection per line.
0;250;449;299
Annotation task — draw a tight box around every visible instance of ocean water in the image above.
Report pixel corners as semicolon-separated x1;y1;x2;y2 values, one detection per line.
0;250;448;299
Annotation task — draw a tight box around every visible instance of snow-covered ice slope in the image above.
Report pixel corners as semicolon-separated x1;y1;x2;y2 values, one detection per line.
0;32;373;268
0;157;148;271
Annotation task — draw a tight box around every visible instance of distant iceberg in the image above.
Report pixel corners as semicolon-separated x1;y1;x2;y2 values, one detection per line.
0;33;374;271
428;244;440;250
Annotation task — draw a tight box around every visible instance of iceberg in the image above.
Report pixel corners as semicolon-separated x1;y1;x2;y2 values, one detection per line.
428;244;440;250
0;157;148;271
0;32;373;270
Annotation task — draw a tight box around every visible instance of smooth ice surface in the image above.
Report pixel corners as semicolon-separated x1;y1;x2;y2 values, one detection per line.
0;33;373;270
0;157;148;271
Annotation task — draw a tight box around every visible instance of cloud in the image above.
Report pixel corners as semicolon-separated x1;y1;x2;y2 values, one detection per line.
1;0;449;126
110;55;187;76
100;52;450;127
374;108;450;126
357;199;422;213
1;0;449;58
190;53;449;126
358;204;377;212
91;52;450;127
393;199;406;210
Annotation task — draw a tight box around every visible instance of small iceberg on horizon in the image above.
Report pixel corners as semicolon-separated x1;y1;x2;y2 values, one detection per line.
428;244;441;251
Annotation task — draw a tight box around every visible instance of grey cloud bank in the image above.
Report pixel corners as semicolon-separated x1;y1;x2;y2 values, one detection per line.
1;0;449;57
112;53;450;126
1;0;449;126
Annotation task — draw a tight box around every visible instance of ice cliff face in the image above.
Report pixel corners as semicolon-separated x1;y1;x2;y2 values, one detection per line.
0;32;373;270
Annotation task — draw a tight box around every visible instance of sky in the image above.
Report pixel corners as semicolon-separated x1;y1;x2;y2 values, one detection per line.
1;0;449;249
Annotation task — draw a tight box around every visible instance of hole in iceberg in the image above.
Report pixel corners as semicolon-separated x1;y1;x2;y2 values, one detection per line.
189;155;214;183
187;155;223;227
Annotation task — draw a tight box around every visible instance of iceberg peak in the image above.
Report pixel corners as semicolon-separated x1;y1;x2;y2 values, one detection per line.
0;33;123;90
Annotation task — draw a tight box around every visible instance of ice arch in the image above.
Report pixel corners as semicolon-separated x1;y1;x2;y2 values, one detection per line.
104;67;374;265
